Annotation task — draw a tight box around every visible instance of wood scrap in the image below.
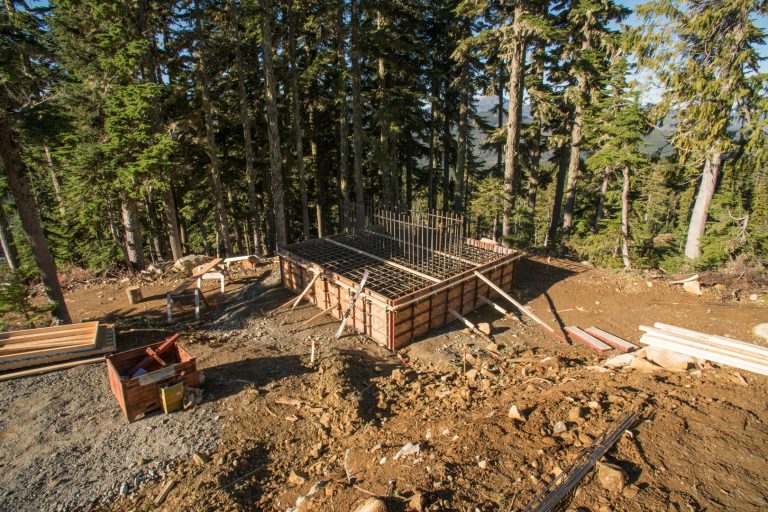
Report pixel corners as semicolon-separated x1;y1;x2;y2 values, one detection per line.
280;272;320;326
448;308;494;343
639;323;768;376
153;479;176;506
565;326;612;353
585;327;637;352
0;324;115;374
474;271;568;345
126;333;180;377
0;355;104;382
669;274;699;284
335;269;369;339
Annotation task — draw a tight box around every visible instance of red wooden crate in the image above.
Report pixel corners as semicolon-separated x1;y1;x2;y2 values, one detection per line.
106;342;198;422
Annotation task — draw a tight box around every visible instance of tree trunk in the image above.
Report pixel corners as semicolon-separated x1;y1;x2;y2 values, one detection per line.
288;0;310;240
261;0;288;249
562;73;588;235
405;137;413;211
428;77;440;211
351;0;365;228
502;9;527;246
496;63;504;177
621;165;631;269
44;146;65;216
199;217;213;256
229;0;262;256
107;197;131;267
527;117;541;211
0;202;19;270
453;57;469;214
163;187;183;261
377;11;396;208
145;193;166;260
195;0;233;257
310;108;327;237
441;86;451;212
545;140;570;248
336;0;350;221
593;167;610;233
120;191;146;271
685;149;723;259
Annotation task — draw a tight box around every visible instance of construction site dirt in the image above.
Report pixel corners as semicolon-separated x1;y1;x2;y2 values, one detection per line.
0;257;766;512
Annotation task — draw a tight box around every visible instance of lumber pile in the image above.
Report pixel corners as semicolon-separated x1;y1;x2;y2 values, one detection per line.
0;322;116;380
640;323;768;376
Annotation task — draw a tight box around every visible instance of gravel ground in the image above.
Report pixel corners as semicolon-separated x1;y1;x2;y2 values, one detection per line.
0;362;220;512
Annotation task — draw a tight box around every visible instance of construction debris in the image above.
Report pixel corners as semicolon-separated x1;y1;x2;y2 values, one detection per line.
640;323;768;376
106;334;199;421
754;323;768;340
153;479;176;507
0;322;116;377
585;327;637;352
565;326;612;352
521;411;639;512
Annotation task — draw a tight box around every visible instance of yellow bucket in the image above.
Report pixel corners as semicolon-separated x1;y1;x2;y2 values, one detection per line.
160;382;184;414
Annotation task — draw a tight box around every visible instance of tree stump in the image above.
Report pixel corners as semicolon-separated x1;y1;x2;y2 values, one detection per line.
126;286;143;305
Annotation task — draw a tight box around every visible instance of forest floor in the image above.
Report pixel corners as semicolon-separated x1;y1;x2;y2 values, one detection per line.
0;257;767;512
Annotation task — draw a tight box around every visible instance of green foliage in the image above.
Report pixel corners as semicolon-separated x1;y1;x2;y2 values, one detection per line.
0;0;764;281
0;268;56;330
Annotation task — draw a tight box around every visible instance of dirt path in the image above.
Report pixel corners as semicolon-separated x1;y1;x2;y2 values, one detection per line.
0;257;766;511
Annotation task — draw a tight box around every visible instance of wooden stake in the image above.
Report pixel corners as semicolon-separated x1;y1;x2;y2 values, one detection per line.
126;286;143;305
299;305;337;328
448;308;494;343
463;343;468;374
474;271;568;345
280;272;320;326
153;479;176;507
335;270;370;339
477;294;520;322
310;338;316;365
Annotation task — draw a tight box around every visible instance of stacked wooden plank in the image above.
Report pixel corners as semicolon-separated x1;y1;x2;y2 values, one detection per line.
0;322;116;380
640;323;768;376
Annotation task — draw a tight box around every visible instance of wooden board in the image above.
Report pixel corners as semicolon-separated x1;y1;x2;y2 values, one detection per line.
566;326;613;352
585;327;637;352
0;321;98;341
0;355;105;382
0;325;116;372
640;335;768;377
0;322;99;347
171;258;224;295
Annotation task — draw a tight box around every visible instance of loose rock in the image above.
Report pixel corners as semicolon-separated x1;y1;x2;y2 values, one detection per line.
597;462;627;493
353;497;388;512
289;470;308;486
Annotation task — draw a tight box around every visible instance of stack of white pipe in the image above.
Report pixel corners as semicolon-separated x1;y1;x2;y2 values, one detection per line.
639;323;768;377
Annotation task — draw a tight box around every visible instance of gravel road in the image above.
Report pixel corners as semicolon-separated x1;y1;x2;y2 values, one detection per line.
0;362;220;512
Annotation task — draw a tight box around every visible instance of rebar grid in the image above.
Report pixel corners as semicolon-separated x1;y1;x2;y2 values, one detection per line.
286;239;434;298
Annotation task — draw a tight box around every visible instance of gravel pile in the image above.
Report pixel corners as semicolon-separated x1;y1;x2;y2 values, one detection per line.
0;363;220;512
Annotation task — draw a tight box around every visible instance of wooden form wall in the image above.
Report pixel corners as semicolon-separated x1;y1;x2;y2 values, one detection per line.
279;238;520;350
390;257;517;348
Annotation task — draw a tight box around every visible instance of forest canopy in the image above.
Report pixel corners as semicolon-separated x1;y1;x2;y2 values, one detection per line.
0;0;766;323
